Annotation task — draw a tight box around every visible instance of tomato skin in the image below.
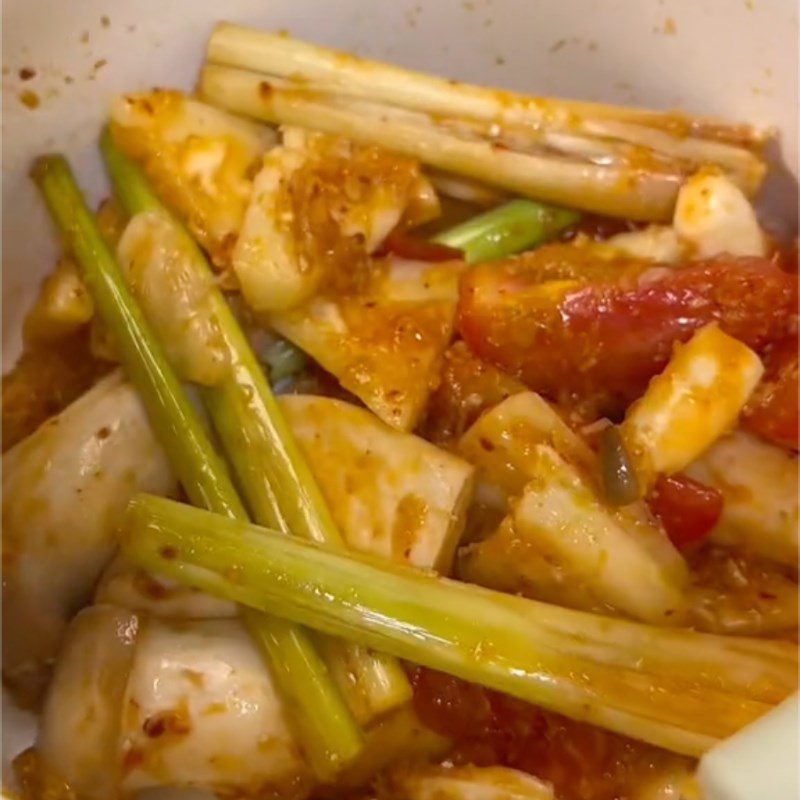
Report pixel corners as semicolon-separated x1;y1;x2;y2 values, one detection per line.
742;337;799;451
647;474;723;550
458;248;798;415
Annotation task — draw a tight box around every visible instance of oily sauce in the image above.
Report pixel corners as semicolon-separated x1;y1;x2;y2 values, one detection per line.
409;667;687;800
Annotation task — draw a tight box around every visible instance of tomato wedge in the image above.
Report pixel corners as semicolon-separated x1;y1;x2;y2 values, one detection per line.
458;246;798;414
647;474;723;550
742;337;799;450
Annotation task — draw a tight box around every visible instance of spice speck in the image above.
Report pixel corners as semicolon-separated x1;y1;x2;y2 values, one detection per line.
19;89;40;109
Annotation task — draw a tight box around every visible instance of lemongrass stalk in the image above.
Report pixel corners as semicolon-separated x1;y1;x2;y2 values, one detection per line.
101;132;412;721
199;65;682;221
426;170;510;207
33;154;364;779
432;199;579;263
206;24;768;149
122;494;799;759
30;155;242;517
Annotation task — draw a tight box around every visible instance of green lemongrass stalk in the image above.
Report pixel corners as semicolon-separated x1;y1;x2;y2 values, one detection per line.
30;155;242;517
198;64;682;222
432;199;579;263
32;155;363;779
101;132;412;722
122;494;799;759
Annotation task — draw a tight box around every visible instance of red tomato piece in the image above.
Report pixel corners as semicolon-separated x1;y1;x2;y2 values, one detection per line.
648;474;723;550
742;336;799;450
458;246;798;415
380;229;464;262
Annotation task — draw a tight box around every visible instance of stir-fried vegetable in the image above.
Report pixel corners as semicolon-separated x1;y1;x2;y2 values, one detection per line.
201;25;768;220
457;392;686;622
685;430;799;568
94;392;473;623
21;257;94;343
32;154;365;778
281;395;475;573
109;90;275;266
103;135;413;729
673;171;766;258
619;323;764;492
602;225;683;264
1;372;177;702
38;607;310;798
421;341;525;446
458;246;797;414
31;156;243;514
233;128;438;313
122;494;798;758
432;200;579;264
269;257;462;430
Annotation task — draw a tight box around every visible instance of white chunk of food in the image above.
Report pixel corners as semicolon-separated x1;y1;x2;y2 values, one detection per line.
95;555;237;619
674;171;766;258
37;606;140;800
685;430;799;568
458;393;687;623
279;394;475;573
232;129;439;313
110;90;276;265
116;210;230;385
381;766;556;800
99;390;473;616
37;609;308;798
1;371;177;698
270;257;462;430
511;445;688;623
620;323;763;490
120;617;307;795
22;257;94;343
605;225;684;263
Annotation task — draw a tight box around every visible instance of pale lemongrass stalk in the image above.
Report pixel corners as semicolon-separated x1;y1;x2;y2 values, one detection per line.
102;133;412;725
200;65;682;220
122;494;799;759
206;24;769;149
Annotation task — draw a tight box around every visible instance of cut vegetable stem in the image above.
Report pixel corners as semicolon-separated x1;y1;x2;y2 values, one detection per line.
101;131;412;722
199;64;683;221
432;199;579;263
30;155;242;518
122;494;798;759
33;153;364;779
